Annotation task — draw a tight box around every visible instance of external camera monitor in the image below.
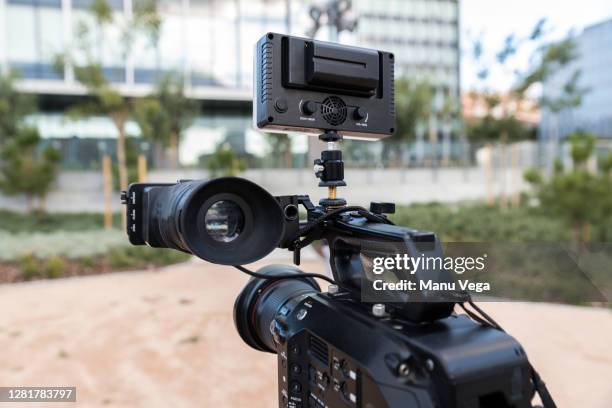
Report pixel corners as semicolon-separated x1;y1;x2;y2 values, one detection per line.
253;33;396;140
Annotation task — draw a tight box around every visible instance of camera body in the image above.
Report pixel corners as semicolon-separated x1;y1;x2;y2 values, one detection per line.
233;264;534;408
254;33;395;139
273;290;533;408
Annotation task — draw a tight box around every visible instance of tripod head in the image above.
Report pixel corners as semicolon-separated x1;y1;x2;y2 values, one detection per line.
314;130;347;209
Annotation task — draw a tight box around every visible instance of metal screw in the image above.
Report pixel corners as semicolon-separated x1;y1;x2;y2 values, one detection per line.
313;164;325;173
328;284;339;294
398;362;411;377
372;303;386;317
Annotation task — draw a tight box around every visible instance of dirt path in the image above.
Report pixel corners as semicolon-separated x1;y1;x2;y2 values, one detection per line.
0;259;610;408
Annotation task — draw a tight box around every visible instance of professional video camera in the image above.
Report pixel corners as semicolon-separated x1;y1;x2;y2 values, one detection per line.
121;33;556;408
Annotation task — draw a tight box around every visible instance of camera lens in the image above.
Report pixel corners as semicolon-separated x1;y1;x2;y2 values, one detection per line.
234;265;321;353
204;200;245;242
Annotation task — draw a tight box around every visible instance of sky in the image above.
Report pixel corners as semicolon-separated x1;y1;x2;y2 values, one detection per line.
460;0;612;92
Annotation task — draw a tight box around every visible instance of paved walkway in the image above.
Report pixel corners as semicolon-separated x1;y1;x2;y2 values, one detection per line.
0;258;610;407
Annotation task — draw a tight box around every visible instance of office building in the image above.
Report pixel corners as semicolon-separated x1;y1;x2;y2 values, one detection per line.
0;0;460;166
540;18;612;140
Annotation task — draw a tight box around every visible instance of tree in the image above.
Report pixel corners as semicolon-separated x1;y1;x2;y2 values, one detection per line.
467;113;535;144
56;0;160;222
207;143;246;177
0;72;36;144
394;78;433;143
0;127;60;213
0;72;61;212
438;89;459;166
515;36;588;170
131;96;171;167
388;78;433;166
265;133;292;168
133;74;198;169
524;131;610;245
466;19;574;207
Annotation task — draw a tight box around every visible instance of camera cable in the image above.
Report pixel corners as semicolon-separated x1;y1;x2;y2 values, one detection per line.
460;300;557;408
289;205;394;264
233;207;389;289
233;264;341;287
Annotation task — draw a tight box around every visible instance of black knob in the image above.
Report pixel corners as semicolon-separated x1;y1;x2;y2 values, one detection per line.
274;98;288;113
290;381;302;394
370;202;395;215
353;107;367;120
302;100;317;116
120;190;128;204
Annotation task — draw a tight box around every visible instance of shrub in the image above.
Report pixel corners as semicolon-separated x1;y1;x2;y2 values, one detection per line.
391;203;569;242
0;229;126;261
44;255;66;279
19;254;41;280
107;246;191;270
79;256;95;268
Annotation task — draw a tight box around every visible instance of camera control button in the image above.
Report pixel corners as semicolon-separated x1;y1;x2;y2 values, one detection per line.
353;107;367;120
302;100;317;116
275;98;288;113
290;381;302;394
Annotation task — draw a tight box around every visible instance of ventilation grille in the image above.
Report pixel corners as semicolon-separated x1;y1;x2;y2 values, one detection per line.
389;61;395;115
320;96;347;126
309;335;329;363
260;41;273;104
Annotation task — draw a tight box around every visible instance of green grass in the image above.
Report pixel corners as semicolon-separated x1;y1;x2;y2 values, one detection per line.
0;210;121;233
0;210;191;281
11;247;191;282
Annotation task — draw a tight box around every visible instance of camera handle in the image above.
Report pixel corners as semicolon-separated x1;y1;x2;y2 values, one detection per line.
314;130;347;209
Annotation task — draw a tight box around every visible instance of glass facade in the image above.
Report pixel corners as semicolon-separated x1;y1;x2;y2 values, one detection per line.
541;19;612;139
0;0;461;165
1;0;291;87
5;0;64;79
1;0;459;93
355;0;460;98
